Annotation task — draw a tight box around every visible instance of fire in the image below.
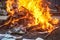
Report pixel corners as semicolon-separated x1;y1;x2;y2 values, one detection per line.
6;0;59;33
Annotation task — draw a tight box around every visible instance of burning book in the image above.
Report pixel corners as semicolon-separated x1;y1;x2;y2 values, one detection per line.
5;0;59;33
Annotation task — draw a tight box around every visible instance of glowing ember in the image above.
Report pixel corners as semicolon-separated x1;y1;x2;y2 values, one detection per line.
5;0;59;33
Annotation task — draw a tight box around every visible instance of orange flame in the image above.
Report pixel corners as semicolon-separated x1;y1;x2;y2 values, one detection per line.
6;0;59;33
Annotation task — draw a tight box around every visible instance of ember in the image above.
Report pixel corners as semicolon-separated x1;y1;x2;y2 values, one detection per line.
5;0;59;33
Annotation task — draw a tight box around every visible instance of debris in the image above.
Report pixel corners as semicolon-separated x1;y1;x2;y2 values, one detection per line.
23;38;34;40
36;37;44;40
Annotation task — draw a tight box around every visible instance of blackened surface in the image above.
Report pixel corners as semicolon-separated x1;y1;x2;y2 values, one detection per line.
45;27;60;40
